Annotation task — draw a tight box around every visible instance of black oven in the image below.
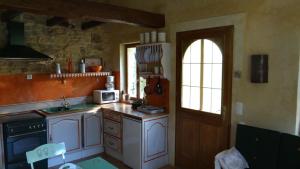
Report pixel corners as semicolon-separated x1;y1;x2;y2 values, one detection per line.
3;117;47;169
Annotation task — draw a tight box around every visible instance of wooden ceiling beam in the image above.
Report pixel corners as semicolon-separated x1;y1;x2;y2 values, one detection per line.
0;0;165;28
47;16;69;27
81;21;104;30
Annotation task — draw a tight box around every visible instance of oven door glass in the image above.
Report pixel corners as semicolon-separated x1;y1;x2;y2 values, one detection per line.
102;92;115;101
5;131;47;164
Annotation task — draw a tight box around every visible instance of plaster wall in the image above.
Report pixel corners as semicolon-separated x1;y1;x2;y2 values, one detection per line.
104;0;300;165
0;0;300;166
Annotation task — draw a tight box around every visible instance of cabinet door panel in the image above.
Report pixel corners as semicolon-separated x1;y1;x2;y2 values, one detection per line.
103;109;122;122
48;115;82;152
123;117;142;169
144;117;168;162
84;112;102;148
104;119;121;138
104;134;122;152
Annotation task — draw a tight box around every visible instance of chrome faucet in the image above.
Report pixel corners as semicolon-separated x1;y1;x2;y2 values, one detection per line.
62;96;70;108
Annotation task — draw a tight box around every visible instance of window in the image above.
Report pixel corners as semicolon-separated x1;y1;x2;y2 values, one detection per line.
181;39;223;114
126;44;146;99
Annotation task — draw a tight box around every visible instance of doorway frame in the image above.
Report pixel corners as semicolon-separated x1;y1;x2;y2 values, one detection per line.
168;13;246;165
175;25;233;169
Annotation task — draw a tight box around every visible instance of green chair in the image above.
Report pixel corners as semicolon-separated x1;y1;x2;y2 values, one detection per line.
77;157;118;169
26;142;81;169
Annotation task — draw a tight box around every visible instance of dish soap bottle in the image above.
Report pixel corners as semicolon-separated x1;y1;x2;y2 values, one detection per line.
79;59;85;73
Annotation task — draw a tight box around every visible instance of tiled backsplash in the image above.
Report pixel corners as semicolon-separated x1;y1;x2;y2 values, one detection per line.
146;78;169;113
0;73;107;106
0;71;120;107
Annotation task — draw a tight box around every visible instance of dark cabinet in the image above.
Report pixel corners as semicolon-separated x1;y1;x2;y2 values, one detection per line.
277;133;300;169
236;124;300;169
236;124;281;169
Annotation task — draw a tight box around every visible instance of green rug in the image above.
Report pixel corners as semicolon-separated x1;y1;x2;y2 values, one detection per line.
77;157;118;169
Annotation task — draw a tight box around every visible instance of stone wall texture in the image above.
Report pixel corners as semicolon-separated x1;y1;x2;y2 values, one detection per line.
0;13;112;74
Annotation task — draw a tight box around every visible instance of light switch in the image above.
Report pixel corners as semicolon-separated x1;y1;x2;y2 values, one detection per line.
235;102;243;116
26;74;32;80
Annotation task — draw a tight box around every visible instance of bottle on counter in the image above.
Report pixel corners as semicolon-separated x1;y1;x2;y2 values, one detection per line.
66;55;73;73
80;59;85;73
56;63;61;74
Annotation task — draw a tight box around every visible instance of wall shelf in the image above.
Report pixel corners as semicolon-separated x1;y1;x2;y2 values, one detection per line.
136;43;171;80
50;72;111;79
139;72;165;79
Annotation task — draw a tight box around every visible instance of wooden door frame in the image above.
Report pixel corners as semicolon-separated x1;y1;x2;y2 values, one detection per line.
175;25;234;167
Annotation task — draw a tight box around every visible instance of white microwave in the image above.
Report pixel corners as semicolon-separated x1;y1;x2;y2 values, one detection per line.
93;90;120;104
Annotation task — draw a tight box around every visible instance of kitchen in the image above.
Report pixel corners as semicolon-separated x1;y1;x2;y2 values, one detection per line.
1;0;300;169
0;0;170;168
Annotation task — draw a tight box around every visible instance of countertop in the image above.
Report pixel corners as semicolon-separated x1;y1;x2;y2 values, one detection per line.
101;103;168;120
37;104;102;118
37;102;168;120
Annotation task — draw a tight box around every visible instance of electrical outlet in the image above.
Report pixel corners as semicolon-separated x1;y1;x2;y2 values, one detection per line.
235;102;244;116
26;74;32;80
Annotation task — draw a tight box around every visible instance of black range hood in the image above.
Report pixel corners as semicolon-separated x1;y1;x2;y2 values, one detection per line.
0;21;53;61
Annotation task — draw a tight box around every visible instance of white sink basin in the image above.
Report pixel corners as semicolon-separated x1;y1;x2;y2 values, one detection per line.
137;105;164;114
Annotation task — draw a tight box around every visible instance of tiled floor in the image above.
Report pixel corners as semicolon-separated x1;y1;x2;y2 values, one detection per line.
50;153;175;169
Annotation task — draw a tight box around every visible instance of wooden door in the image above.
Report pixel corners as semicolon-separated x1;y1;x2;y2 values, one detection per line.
48;114;82;152
83;111;102;148
175;26;233;169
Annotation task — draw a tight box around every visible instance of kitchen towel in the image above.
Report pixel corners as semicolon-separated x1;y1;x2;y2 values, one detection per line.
215;147;249;169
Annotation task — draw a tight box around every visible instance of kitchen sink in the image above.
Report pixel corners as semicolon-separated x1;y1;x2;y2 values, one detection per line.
41;103;98;114
137;105;164;114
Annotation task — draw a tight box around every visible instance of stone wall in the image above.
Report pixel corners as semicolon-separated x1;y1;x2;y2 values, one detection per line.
0;12;112;74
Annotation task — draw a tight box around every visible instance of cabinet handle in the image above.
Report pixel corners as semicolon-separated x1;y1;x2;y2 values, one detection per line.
108;127;114;130
49;135;52;142
109;141;114;146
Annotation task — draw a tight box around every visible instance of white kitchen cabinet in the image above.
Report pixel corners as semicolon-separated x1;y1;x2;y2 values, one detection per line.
104;119;122;138
83;111;102;149
0;124;4;169
104;133;122;152
103;109;123;160
123;115;169;169
48;114;82;153
143;117;168;162
48;111;104;168
123;117;142;169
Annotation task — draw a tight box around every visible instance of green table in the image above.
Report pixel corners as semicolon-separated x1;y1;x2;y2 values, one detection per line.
76;157;118;169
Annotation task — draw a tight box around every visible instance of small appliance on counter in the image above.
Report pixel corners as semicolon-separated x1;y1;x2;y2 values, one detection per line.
105;76;115;90
93;90;119;104
79;59;85;73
